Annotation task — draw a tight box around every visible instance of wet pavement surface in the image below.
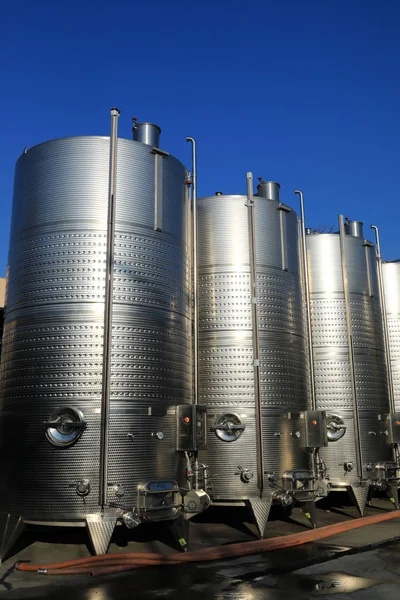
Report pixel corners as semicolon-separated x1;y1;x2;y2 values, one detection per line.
2;495;400;599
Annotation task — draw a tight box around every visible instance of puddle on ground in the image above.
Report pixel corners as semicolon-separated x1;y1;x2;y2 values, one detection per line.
215;571;382;599
32;570;385;600
376;542;400;576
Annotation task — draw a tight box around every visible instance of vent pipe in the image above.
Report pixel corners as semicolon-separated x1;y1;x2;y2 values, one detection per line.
371;225;395;416
339;214;363;479
295;190;316;411
246;172;264;493
186;137;198;406
132;121;161;147
100;107;120;509
257;181;280;202
345;220;364;239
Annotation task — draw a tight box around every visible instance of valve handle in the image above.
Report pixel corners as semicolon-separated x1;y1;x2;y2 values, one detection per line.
212;424;245;432
43;420;86;429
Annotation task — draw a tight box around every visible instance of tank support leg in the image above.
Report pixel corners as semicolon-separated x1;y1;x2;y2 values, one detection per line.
385;486;399;510
0;513;24;564
347;484;369;516
167;512;189;552
247;494;273;539
86;514;117;555
299;500;317;529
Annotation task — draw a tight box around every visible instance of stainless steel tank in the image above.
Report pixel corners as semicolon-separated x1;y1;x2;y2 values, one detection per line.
0;116;194;557
0;279;4;361
0;308;3;361
197;180;322;533
382;261;400;411
306;221;395;513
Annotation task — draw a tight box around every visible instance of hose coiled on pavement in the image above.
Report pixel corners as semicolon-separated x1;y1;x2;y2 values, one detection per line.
16;510;400;577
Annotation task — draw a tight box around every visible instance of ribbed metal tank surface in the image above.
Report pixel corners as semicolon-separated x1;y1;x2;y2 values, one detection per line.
0;135;191;521
0;308;3;361
306;232;392;486
197;191;310;500
382;261;400;411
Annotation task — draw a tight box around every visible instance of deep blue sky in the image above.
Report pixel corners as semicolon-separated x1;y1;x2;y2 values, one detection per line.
1;0;400;274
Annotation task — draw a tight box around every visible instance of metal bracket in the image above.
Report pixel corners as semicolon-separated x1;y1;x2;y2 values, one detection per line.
150;147;170;157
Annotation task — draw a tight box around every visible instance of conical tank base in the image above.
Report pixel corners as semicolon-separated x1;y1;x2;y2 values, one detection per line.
347;484;369;516
86;514;117;555
299;500;317;529
385;485;399;510
247;495;273;539
0;513;24;563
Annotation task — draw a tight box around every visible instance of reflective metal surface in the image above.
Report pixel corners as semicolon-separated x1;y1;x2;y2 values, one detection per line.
132;122;161;147
0;134;191;521
344;220;364;239
197;190;310;500
0;307;4;361
306;232;392;486
257;181;280;202
382;261;400;412
2;494;398;599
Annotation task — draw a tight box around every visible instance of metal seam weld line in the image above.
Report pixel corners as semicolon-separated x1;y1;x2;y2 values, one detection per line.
99;107;120;509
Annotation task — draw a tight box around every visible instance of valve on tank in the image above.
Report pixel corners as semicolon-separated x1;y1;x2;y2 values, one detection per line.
235;465;254;483
344;462;354;472
75;479;91;497
273;491;293;507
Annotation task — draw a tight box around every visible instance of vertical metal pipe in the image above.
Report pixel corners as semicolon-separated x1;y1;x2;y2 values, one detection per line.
371;225;395;414
99;107;120;508
294;190;316;411
186;137;198;406
339;214;363;480
279;210;288;271
246;172;264;494
185;170;192;265
364;244;373;297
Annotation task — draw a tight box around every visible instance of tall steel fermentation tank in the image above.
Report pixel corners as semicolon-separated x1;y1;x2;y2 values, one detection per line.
382;261;400;412
0;115;195;557
197;180;324;532
0;279;4;360
306;221;395;512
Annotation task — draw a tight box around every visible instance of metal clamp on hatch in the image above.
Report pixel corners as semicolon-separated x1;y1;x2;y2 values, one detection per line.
280;469;316;502
137;480;181;522
44;407;86;447
211;413;245;442
326;414;346;442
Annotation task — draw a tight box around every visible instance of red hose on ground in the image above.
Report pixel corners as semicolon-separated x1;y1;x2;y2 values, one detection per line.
16;509;400;576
